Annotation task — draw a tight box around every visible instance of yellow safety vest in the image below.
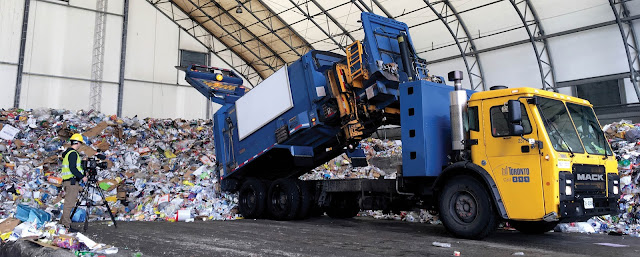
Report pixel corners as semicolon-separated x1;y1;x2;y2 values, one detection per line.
61;149;84;180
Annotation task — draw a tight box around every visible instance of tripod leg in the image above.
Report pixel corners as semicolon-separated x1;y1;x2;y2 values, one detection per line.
84;186;92;232
97;186;118;228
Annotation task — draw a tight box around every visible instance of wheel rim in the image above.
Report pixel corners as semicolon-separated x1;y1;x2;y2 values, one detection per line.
270;184;288;213
241;187;257;212
451;191;478;223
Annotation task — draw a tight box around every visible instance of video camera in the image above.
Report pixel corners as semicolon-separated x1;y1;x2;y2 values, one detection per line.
81;154;108;181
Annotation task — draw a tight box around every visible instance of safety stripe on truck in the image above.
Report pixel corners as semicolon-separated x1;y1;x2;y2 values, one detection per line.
289;123;309;134
228;144;276;175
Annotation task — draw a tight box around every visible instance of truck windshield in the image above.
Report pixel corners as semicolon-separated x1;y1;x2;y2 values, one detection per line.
566;103;613;155
537;97;584;154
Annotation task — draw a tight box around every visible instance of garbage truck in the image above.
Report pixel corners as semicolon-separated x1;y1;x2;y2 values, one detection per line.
182;12;620;239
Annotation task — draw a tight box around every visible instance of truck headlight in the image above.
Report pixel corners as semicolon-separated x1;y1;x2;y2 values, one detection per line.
560;171;574;201
608;174;620;196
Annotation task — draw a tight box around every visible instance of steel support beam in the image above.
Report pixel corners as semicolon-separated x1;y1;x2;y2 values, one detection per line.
509;0;557;92
424;0;486;90
610;0;640;102
355;0;372;12
371;0;393;18
254;0;314;53
117;0;129;117
287;0;346;52
226;0;354;58
14;0;30;108
221;0;310;42
426;14;640;65
209;1;287;68
34;0;122;16
182;0;278;75
234;0;304;59
90;0;108;112
147;0;260;87
309;0;356;43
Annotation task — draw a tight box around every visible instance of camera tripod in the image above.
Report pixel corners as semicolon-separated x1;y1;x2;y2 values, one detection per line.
69;175;118;232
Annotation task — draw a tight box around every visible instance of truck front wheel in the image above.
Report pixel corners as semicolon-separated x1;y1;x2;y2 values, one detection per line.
439;175;498;239
238;178;268;219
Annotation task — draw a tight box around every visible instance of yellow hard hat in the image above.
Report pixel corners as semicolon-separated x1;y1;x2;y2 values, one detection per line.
70;133;85;144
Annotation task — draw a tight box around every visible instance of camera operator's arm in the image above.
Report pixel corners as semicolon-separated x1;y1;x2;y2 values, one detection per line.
67;151;85;180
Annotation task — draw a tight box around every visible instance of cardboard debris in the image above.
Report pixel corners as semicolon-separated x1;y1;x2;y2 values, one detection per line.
0;218;21;234
84;121;109;138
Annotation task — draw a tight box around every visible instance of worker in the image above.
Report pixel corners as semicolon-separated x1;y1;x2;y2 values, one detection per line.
60;133;88;229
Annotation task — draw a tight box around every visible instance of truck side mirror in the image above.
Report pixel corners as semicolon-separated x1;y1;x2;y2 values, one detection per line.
507;100;524;136
509;124;524;136
507;100;521;123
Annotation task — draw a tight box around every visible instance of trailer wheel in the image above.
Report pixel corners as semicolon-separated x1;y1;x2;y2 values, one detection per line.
439;175;498;239
511;221;559;234
325;194;360;219
268;179;301;220
238;178;268;219
295;180;313;219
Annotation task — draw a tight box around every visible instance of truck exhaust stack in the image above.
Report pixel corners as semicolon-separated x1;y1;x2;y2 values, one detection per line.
448;71;467;156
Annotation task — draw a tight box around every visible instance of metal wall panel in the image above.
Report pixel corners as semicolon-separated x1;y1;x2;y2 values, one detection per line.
24;2;94;79
20;75;92;110
0;64;18;108
0;0;24;63
480;44;540;89
550;26;628;82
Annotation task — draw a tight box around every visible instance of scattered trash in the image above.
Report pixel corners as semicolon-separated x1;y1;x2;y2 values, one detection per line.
299;138;401;180
432;242;451;248
0;107;236;254
512;252;525;255
453;250;461;256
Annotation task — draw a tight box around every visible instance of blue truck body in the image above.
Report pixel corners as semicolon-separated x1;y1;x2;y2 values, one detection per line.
182;12;455;185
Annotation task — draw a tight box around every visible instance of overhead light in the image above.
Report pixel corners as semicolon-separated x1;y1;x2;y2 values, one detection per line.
236;4;242;13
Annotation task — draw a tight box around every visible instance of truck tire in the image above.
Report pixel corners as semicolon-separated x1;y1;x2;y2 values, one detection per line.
238;178;267;219
511;221;559;234
325;194;360;219
295;180;313;219
439;175;498;239
268;179;301;220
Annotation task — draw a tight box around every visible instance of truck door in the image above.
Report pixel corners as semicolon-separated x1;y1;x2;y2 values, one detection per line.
482;97;545;220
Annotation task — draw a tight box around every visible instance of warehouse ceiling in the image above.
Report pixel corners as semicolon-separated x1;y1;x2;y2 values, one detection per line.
148;0;640;94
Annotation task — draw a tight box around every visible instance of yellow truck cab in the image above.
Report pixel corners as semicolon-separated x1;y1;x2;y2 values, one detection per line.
467;87;619;228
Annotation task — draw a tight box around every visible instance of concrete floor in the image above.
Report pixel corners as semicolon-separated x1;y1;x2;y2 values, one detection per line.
81;216;640;257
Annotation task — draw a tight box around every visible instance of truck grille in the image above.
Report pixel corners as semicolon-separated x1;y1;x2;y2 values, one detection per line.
573;164;606;196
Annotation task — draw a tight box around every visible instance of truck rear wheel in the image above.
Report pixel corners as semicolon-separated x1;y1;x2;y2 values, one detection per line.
511;221;558;234
268;179;301;220
295;180;313;219
238;178;268;219
439;175;498;239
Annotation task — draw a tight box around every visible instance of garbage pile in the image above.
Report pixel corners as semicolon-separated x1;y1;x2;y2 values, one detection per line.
361;209;441;224
0;108;238;252
300;138;402;180
598;120;640;236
